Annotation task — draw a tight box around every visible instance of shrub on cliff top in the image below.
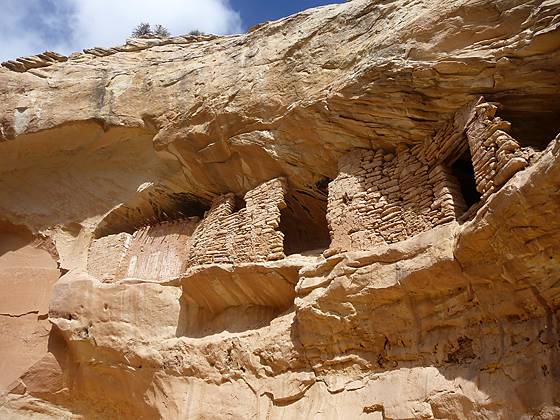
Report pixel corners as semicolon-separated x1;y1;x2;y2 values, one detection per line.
132;23;171;38
153;24;171;37
188;29;204;36
132;22;152;38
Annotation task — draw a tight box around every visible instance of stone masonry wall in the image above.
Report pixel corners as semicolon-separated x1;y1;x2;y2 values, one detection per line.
88;100;529;268
87;233;132;282
327;97;527;253
188;178;287;265
1;51;67;73
327;145;465;253
87;178;289;282
420;99;477;166
465;102;529;200
117;217;199;282
421;97;528;201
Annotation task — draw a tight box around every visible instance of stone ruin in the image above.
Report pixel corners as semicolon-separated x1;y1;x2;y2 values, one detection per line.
327;97;530;254
187;178;287;266
87;178;296;336
87;178;288;283
88;97;532;282
3;0;559;415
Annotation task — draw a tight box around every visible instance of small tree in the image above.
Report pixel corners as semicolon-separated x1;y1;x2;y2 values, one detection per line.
132;22;152;38
188;29;204;36
153;24;171;38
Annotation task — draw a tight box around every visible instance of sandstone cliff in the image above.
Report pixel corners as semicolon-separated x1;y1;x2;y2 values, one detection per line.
1;0;559;418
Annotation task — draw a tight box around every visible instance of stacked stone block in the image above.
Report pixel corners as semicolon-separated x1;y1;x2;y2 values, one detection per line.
327;144;464;253
420;98;479;167
466;103;528;200
429;165;467;220
188;178;287;265
421;97;528;202
87;98;531;271
88;178;290;282
327;97;528;253
1;51;67;73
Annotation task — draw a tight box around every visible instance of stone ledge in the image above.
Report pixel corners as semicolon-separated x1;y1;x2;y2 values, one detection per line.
178;256;319;313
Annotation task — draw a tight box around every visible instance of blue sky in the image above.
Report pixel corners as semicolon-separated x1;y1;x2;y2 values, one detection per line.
0;0;341;62
231;1;341;30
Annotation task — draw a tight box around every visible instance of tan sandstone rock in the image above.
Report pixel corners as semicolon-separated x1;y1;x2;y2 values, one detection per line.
1;0;560;418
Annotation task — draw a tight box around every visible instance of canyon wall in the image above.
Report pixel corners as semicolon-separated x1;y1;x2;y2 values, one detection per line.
1;0;560;418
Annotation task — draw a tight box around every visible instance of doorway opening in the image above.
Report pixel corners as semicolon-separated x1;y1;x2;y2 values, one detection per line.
450;150;481;211
232;195;246;213
279;191;331;256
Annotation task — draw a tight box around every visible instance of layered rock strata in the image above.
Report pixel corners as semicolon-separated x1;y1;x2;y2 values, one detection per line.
1;0;560;418
1;51;67;73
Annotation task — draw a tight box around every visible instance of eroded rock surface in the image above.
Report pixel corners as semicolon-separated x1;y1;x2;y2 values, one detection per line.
1;0;559;418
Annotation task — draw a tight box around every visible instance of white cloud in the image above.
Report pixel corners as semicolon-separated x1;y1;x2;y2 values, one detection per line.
0;0;242;62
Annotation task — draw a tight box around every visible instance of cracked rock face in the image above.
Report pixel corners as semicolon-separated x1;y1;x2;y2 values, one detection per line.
1;0;560;418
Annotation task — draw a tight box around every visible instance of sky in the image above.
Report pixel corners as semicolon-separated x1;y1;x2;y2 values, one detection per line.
0;0;342;62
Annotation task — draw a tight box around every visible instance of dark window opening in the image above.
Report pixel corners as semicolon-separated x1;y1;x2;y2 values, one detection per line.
315;177;332;196
171;193;211;219
279;192;331;256
232;195;246;213
450;151;481;209
490;95;560;151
